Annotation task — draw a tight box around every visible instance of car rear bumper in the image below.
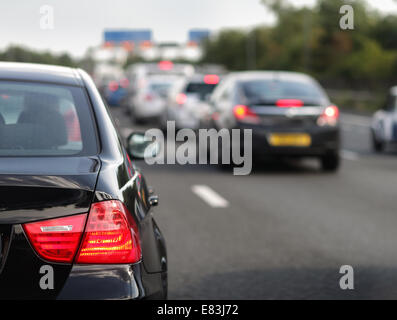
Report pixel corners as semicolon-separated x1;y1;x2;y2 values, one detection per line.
57;262;165;300
0;225;165;300
238;124;340;157
134;102;165;119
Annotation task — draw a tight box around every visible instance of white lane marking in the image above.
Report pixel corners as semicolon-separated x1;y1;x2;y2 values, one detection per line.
191;185;229;208
341;150;360;161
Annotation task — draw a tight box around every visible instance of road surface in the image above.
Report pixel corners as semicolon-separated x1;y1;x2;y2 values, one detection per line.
111;107;397;299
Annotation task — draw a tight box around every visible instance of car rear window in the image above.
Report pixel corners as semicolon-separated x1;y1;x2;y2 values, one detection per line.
150;82;172;95
241;79;325;105
185;82;217;100
0;81;97;156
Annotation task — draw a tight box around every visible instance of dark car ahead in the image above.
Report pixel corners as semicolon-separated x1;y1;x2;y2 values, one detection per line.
0;62;167;299
209;71;340;171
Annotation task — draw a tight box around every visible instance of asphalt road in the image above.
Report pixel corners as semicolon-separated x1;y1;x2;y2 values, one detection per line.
111;107;397;300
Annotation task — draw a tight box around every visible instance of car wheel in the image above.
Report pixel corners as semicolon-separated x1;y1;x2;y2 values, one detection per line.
320;153;340;172
371;130;384;153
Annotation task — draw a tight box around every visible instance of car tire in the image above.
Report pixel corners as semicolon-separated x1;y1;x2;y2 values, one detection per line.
320;153;340;172
371;130;384;153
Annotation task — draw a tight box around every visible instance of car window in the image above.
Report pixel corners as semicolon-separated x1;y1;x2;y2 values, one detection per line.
241;79;325;105
0;81;98;156
150;82;172;96
185;82;217;100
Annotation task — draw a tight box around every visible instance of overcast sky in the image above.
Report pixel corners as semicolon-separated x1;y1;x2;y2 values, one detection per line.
0;0;396;58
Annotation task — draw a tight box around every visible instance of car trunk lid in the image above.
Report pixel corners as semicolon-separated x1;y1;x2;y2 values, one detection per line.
0;156;100;299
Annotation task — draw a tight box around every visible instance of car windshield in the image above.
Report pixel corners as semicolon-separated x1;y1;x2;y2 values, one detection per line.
185;82;217;100
0;81;97;156
241;79;325;105
150;82;173;96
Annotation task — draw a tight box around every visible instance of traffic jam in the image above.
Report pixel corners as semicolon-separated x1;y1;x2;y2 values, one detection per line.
0;0;396;311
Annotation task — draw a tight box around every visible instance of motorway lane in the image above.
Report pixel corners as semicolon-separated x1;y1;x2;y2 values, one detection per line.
111;107;397;299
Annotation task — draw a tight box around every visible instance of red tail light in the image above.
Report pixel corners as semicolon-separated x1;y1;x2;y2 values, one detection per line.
75;201;141;264
108;81;119;92
23;214;87;263
233;105;259;123
158;60;173;71
23;200;141;264
276;99;303;108
145;93;154;101
204;74;219;85
176;93;187;105
317;105;339;126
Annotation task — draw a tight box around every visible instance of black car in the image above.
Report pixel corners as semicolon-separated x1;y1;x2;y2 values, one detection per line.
209;71;340;171
0;62;167;299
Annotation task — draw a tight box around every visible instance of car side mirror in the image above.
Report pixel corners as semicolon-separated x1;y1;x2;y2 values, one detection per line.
127;132;160;160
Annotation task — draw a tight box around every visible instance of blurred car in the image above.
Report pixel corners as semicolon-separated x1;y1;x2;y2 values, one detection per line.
123;61;194;120
0;62;167;299
371;86;397;152
163;74;220;130
92;64;125;100
103;77;129;107
209;71;340;171
128;75;180;124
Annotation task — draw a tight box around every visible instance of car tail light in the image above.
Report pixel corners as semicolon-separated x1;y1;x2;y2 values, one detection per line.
317;105;339;126
276;99;304;108
233;105;260;123
204;74;219;85
23;214;87;263
158;60;173;71
23;200;141;265
145;93;154;101
176;93;187;105
75;200;141;264
108;81;119;92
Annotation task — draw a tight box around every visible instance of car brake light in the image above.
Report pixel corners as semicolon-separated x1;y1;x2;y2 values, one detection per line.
158;60;173;71
108;81;119;92
75;200;141;264
233;105;260;123
23;214;87;263
317;105;339;126
176;93;187;105
204;74;219;85
276;99;304;107
145;93;154;101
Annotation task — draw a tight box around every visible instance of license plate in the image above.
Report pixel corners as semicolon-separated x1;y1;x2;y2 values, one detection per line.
268;133;312;147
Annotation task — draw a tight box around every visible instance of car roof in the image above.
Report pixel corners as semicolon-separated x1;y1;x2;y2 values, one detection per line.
390;86;397;96
0;62;82;86
147;74;182;82
227;71;316;83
